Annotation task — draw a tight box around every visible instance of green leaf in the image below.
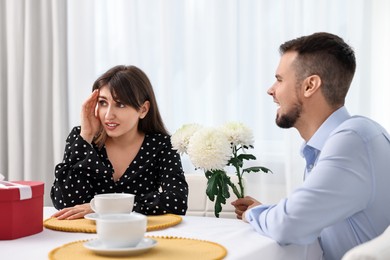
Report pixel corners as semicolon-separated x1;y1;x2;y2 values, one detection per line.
214;190;226;218
220;174;230;199
228;157;243;168
204;170;231;218
203;157;272;217
243;166;273;174
242;145;254;149
205;173;219;201
214;198;222;218
259;166;273;173
237;154;257;161
204;170;213;179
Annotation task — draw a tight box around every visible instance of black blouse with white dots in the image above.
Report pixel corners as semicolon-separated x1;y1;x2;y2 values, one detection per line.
50;126;188;215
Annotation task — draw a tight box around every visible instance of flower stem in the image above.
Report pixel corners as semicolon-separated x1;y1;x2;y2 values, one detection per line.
227;177;242;199
232;145;245;198
234;165;244;198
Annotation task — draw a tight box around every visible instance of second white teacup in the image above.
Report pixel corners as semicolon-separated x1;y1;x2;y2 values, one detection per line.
90;193;135;215
96;213;147;248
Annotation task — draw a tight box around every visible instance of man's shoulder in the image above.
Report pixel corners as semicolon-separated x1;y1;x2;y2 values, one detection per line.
333;116;388;140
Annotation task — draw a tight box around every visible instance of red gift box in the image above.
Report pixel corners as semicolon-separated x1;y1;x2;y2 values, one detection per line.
0;181;44;240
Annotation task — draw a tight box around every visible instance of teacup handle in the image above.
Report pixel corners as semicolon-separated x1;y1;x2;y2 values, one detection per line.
90;198;97;212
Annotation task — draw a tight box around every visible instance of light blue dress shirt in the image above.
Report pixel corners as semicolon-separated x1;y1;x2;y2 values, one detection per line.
246;107;390;260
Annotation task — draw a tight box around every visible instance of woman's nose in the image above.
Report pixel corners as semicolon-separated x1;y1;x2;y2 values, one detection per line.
105;106;115;120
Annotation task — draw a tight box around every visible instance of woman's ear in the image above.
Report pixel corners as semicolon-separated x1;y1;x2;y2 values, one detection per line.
139;101;150;119
303;75;321;98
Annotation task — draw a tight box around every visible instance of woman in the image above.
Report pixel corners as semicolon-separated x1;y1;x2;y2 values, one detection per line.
51;65;188;219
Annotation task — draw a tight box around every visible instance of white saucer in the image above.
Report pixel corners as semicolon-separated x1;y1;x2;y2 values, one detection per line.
84;213;99;221
83;238;157;256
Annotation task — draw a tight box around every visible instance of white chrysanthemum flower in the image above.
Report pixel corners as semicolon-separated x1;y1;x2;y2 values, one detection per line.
220;122;254;147
187;127;232;171
171;124;203;154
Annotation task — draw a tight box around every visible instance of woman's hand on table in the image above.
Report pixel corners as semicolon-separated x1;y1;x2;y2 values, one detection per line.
52;203;94;220
231;196;262;221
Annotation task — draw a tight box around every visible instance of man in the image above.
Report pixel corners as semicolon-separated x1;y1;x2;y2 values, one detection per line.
231;32;390;260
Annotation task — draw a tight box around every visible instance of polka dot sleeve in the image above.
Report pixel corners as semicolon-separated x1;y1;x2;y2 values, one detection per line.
50;126;114;209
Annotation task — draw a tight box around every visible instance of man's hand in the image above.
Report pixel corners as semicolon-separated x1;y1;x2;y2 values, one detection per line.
231;196;262;221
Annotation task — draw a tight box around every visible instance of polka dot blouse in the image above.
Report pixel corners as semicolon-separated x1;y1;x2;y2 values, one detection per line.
50;126;188;215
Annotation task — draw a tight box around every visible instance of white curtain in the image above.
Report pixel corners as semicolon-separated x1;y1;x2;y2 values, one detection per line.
66;0;390;205
0;0;68;205
2;0;390;206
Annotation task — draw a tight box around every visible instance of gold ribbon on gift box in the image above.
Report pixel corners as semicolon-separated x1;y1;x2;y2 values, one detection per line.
43;214;182;233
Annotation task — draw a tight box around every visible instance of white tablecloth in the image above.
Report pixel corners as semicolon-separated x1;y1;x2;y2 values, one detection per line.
0;207;323;260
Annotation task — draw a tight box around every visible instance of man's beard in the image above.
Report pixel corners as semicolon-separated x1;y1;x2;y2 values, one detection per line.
275;102;302;129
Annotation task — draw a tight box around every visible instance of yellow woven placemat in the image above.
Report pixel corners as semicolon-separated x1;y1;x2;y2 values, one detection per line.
146;214;182;231
43;214;182;233
48;236;227;260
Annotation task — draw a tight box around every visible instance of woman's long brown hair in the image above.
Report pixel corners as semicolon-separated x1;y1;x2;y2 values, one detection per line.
92;65;168;148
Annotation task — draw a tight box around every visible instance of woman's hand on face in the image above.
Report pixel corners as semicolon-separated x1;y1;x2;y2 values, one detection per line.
52;203;94;220
80;89;101;143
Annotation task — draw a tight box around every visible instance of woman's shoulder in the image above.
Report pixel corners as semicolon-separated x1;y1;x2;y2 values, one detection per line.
71;126;82;133
65;126;82;141
68;126;82;136
145;132;172;146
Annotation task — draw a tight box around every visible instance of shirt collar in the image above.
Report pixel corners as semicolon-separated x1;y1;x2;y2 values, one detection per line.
301;106;351;155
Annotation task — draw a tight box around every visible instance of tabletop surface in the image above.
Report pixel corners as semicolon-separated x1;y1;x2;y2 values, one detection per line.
0;207;323;260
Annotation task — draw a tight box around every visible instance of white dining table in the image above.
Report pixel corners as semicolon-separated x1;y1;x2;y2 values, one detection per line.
0;207;323;260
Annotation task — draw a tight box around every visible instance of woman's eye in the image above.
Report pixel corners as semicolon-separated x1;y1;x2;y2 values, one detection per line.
98;100;107;106
116;102;126;108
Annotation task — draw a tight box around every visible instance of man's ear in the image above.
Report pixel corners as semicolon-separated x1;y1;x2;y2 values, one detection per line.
139;101;150;119
303;75;321;98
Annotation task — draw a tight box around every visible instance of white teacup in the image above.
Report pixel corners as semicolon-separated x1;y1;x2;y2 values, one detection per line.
96;213;147;248
90;193;135;215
